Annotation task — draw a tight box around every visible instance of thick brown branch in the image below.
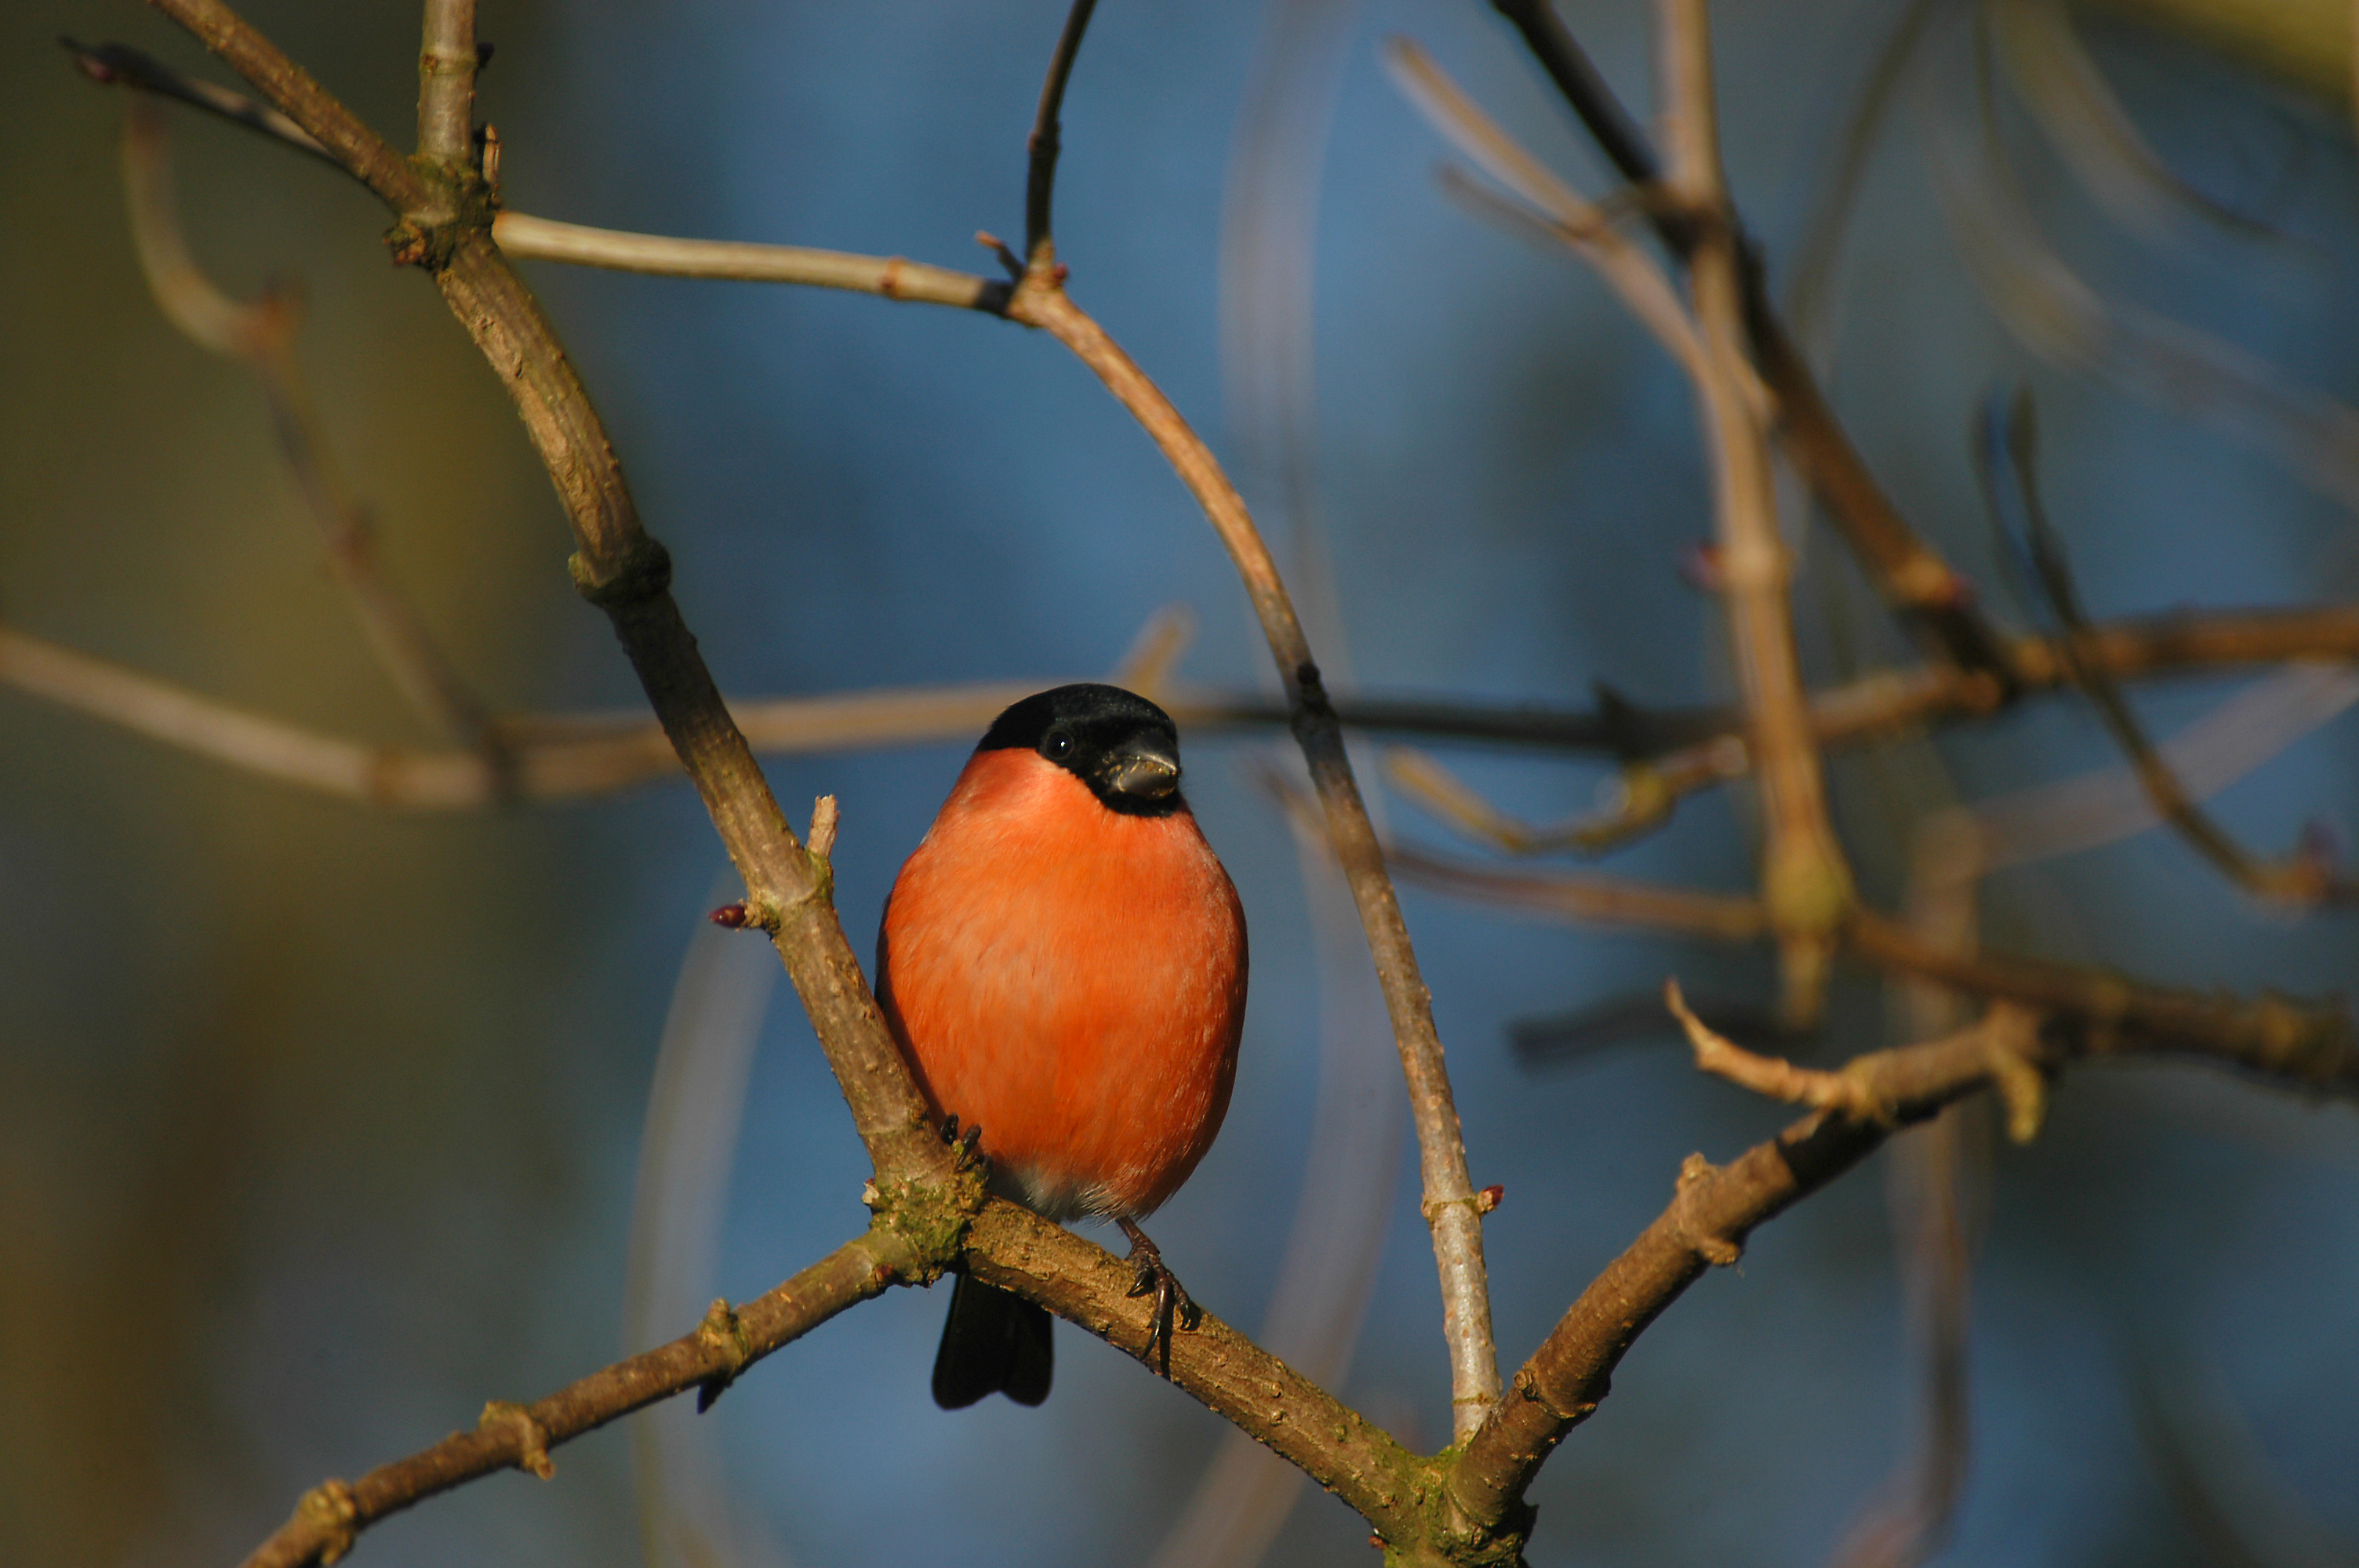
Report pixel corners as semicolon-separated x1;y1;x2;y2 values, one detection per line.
238;1232;911;1568
963;1202;1434;1548
1446;1007;2048;1534
142;0;428;209
143;0;936;1177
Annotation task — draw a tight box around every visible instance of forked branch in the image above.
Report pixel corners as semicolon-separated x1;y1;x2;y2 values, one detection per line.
1447;1004;2048;1531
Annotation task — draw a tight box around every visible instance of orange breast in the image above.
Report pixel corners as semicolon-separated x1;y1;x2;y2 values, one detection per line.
877;748;1248;1221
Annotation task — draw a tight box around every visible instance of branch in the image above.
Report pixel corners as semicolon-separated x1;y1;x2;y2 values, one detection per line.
136;1;429;209
1384;839;1768;944
963;1201;1431;1547
1023;0;1099;264
1487;2;2019;684
120;101;500;757
1001;18;1500;1432
1486;0;1661;187
1385;850;2359;1093
1445;1005;2048;1534
239;1232;911;1568
1385;743;1678;857
415;0;476;169
16;597;2353;812
1984;390;2348;904
1383;39;1726;405
143;0;937;1184
63;36;336;165
1845;909;2359;1094
1658;0;1854;1025
1008;263;1503;1436
1665;976;1892;1122
491;212;1010;310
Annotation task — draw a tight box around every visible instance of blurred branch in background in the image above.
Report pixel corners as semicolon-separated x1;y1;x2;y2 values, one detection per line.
119;98;502;763
1983;388;2354;904
1656;0;1855;1026
1829;822;1987;1568
1488;0;2022;684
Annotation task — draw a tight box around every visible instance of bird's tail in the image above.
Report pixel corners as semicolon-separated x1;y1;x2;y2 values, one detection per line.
932;1272;1053;1408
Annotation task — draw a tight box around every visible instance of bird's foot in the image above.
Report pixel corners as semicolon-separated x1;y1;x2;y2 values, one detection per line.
1116;1216;1199;1379
939;1114;987;1174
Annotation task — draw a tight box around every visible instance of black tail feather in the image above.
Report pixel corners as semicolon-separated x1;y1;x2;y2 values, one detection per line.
931;1272;1053;1408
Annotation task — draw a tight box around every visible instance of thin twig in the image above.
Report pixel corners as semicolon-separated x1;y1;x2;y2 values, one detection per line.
1664;976;1887;1119
1003;19;1501;1432
121;102;500;755
238;1232;912;1568
63;36;335;165
491;212;1010;311
1283;782;1772;944
1023;0;1100;264
1385;744;1679;857
1445;1004;2046;1534
1984;390;2346;904
1659;0;1854;1025
1383;39;1728;405
416;0;477;168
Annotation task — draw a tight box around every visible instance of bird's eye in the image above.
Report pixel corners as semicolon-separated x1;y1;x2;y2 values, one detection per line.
1044;730;1074;760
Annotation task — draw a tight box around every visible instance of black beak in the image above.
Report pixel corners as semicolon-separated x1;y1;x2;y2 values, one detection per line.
1102;737;1180;800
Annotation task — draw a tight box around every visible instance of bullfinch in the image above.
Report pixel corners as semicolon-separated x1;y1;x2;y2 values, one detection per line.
877;683;1248;1407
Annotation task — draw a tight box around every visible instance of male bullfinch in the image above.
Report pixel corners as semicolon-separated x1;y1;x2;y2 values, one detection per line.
877;684;1248;1407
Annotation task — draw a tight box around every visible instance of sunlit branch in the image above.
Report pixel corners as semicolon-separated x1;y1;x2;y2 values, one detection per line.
1002;7;1502;1436
491;212;1009;311
1384;39;1728;406
1446;1004;2047;1533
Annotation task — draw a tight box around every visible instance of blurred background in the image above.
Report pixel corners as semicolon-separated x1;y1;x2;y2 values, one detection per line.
5;1;2357;1565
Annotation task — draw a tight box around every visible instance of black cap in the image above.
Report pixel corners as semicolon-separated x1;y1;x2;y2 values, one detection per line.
978;684;1185;817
